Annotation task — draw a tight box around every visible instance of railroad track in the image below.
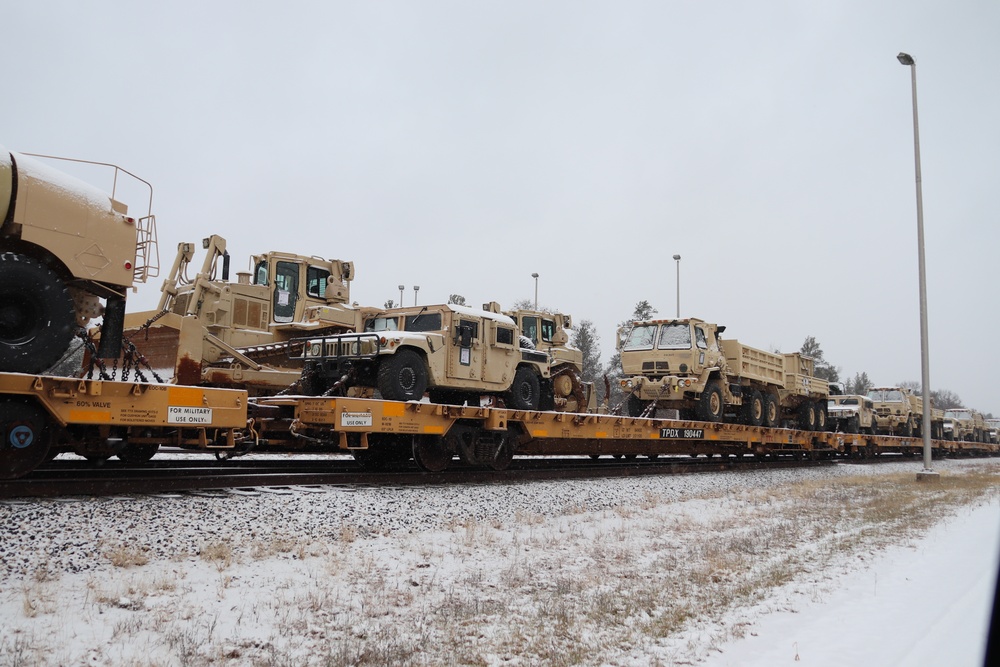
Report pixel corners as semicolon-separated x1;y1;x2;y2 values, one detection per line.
0;455;831;500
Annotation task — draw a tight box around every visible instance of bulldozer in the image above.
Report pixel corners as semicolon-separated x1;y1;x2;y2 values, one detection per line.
118;235;360;394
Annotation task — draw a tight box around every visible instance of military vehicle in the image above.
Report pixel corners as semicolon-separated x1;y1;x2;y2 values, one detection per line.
865;387;944;438
502;306;595;412
1;145;157;373
986;418;1000;444
298;302;552;409
119;235;357;394
943;408;988;442
827;394;880;434
617;318;828;429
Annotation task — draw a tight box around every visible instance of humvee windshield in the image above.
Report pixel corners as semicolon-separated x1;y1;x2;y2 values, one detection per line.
365;317;399;332
945;409;970;419
657;323;692;350
404;312;442;332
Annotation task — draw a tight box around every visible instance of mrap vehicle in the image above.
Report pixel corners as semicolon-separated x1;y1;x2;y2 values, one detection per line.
1;145;158;373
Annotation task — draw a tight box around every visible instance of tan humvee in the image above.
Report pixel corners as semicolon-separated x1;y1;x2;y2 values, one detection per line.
827;395;880;434
120;235;357;393
617;318;828;429
1;146;157;373
299;302;551;409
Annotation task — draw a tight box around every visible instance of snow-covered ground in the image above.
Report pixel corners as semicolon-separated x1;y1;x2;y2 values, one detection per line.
1;458;997;666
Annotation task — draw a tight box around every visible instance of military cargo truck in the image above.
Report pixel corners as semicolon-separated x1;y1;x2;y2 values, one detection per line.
1;146;157;373
118;235;357;394
827;394;880;434
617;318;828;429
298;302;551;409
865;386;944;438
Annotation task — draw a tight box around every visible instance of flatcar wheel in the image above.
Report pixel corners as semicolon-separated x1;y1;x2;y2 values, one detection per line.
412;434;452;472
117;436;160;465
487;434;515;472
0;398;52;479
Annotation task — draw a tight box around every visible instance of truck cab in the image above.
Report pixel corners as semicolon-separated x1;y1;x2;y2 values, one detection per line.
866;387;920;437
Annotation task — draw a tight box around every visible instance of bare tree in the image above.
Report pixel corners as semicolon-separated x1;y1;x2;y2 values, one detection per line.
800;336;840;383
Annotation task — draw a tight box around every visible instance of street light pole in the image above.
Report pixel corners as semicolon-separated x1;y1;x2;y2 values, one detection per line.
531;273;539;310
398;284;404;307
897;51;936;480
672;255;681;318
414;285;420;306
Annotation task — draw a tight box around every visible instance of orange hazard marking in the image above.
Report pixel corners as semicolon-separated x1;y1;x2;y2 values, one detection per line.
168;387;204;407
381;403;405;417
530;429;549;437
68;410;112;423
422;425;445;434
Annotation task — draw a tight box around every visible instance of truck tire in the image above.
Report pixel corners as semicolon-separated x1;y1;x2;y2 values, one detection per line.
815;401;827;431
741;390;763;426
507;367;540;411
762;393;779;427
0;253;76;374
798;402;817;431
697;380;724;422
376;349;428;402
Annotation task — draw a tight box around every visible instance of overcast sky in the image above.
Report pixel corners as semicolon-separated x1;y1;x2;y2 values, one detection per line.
5;1;999;413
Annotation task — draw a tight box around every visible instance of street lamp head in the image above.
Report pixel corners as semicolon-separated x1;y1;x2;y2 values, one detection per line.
897;52;914;66
672;254;681;261
531;272;539;279
398;284;404;291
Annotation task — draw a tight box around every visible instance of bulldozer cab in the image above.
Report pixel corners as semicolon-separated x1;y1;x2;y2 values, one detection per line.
251;252;354;325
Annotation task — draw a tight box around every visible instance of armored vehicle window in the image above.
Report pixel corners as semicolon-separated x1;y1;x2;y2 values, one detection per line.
842;398;859;405
657;323;692;350
622;325;656;350
457;319;479;339
254;260;268;286
306;266;330;298
365;317;399;332
496;327;514;346
404;312;442;332
273;261;299;323
694;326;708;350
884;390;903;402
522;316;539;346
866;389;882;402
540;319;555;343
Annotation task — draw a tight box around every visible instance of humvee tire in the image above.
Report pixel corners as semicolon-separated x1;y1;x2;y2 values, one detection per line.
0;253;76;374
377;349;428;401
507;367;540;411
